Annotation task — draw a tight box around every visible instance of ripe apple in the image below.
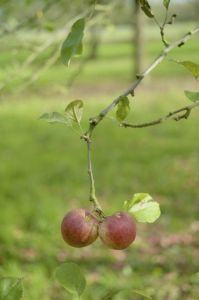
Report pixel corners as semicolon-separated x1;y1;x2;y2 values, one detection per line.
99;212;136;250
61;208;99;247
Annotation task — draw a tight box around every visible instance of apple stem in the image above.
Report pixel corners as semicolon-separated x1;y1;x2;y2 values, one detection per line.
82;131;102;213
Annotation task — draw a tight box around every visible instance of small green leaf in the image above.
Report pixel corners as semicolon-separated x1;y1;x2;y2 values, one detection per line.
61;18;85;66
65;100;84;125
55;263;86;297
139;0;154;18
40;112;70;125
124;193;161;223
184;90;199;103
163;0;170;9
175;60;199;79
116;96;130;122
0;277;23;300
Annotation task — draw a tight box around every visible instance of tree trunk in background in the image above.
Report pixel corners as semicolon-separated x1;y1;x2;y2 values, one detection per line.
88;25;100;60
133;0;143;78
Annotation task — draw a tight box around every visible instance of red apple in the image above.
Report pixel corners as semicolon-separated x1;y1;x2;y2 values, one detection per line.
61;208;99;247
99;212;136;250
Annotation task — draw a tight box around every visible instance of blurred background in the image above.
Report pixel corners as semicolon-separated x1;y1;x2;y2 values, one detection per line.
0;0;199;299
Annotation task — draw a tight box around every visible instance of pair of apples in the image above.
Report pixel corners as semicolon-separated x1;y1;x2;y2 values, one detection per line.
61;208;136;250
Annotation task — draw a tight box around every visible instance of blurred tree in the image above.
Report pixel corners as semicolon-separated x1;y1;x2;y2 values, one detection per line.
88;24;100;60
133;0;143;77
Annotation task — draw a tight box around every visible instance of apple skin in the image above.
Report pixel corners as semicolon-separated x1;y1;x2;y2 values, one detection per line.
61;208;99;248
99;212;136;250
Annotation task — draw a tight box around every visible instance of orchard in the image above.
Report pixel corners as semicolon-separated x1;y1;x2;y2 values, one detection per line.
0;0;199;299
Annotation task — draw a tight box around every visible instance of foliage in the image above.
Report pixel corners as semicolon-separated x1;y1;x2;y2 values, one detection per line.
184;90;199;103
124;193;161;223
61;18;85;66
0;277;23;300
116;96;130;122
139;0;154;18
175;60;199;79
55;263;86;297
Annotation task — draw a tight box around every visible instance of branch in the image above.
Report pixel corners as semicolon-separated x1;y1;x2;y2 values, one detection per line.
122;101;199;129
82;25;199;211
85;26;199;136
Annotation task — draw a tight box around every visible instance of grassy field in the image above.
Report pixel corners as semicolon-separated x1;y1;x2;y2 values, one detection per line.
0;24;199;300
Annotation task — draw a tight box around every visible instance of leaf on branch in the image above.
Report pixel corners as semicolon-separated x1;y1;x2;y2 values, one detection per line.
174;60;199;79
184;90;199;103
163;0;170;10
116;96;130;122
139;0;154;18
55;263;86;297
61;18;85;66
0;277;23;300
40;112;70;125
65;100;84;125
124;193;161;223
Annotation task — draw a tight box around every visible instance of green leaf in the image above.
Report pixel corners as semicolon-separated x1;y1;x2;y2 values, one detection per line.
124;193;161;223
0;277;23;300
163;0;170;9
61;18;85;66
175;60;199;79
116;96;130;122
184;90;199;103
65;100;84;125
139;0;154;18
55;263;86;297
40;112;70;125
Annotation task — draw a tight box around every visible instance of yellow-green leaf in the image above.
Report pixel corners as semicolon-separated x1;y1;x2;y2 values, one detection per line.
124;193;161;223
65;99;84;125
163;0;170;9
176;60;199;79
184;90;199;103
116;96;130;122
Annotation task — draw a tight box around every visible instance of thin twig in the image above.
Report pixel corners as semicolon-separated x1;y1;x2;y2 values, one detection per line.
159;8;169;47
122;101;199;129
